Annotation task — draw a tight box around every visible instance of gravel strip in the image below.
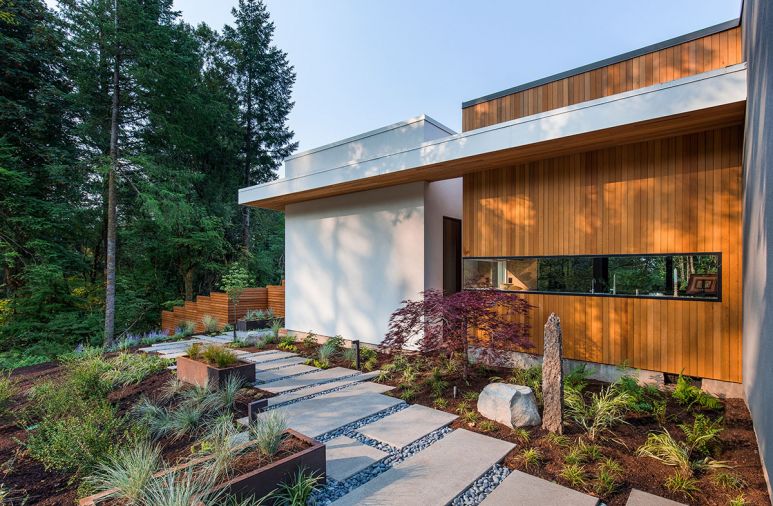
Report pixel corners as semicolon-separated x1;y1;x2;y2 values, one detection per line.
264;379;373;410
255;366;321;384
256;371;364;394
450;464;511;506
311;424;453;505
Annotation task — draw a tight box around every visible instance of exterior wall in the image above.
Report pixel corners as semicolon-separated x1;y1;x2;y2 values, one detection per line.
284;183;425;345
742;0;773;495
424;178;463;290
462;26;742;131
463;125;743;382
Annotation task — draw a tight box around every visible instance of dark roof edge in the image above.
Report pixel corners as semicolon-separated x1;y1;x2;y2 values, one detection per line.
462;18;741;109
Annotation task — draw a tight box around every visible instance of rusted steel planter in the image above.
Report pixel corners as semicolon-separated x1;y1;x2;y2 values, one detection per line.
79;430;325;505
176;356;256;388
237;318;270;331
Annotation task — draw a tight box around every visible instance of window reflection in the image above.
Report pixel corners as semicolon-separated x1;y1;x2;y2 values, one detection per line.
462;254;720;300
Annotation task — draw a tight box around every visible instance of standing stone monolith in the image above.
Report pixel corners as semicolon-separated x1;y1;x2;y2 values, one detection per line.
542;313;564;434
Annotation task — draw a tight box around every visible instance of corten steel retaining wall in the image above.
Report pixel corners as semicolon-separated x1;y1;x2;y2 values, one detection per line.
742;0;773;497
161;285;285;334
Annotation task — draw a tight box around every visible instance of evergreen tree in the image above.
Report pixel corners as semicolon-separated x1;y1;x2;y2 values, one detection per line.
224;0;297;251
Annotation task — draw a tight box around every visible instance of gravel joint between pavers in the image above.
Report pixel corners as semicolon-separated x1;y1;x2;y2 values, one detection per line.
451;463;511;506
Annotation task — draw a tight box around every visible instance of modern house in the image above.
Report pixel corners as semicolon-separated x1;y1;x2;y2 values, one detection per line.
240;2;772;492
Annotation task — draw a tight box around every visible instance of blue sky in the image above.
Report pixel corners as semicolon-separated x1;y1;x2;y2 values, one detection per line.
51;0;743;155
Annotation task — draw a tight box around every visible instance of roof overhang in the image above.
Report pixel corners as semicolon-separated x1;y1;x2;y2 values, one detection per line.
240;64;747;211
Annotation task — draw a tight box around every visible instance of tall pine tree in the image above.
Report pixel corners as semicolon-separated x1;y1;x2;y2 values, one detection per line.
224;0;296;252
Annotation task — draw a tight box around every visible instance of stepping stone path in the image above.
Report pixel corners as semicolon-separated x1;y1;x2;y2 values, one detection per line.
479;470;599;506
357;404;458;448
325;436;389;481
626;489;686;506
143;337;646;505
331;429;515;505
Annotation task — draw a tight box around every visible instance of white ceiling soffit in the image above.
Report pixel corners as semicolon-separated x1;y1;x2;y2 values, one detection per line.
239;63;747;206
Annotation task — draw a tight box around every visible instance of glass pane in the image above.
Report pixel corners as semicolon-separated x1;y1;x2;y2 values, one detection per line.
462;254;720;300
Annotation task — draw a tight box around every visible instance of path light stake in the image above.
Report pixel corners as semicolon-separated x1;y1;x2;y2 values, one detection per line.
353;340;361;370
542;313;564;434
453;386;457;399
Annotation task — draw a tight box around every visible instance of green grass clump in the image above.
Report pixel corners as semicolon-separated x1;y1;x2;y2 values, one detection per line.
712;471;747;491
510;365;543;404
560;463;587;488
270;469;321;505
177;320;196;337
728;494;750;506
511;427;530;444
545;432;570;447
250;411;288;458
636;427;728;475
664;472;700;499
521;448;541;470
594;458;623;497
432;397;448;409
201;345;238;368
678;413;723;457
201;315;221;335
85;440;162;503
478;419;496;432
565;384;632;441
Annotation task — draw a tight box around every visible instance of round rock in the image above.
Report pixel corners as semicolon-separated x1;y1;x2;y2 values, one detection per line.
477;383;541;428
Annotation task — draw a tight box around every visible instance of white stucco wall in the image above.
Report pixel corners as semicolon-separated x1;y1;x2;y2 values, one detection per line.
424;178;463;290
285;182;426;345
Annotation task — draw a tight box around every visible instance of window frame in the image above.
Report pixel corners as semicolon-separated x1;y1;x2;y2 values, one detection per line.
462;252;722;302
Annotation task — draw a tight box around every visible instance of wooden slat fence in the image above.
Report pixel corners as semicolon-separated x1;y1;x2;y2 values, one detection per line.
161;285;283;334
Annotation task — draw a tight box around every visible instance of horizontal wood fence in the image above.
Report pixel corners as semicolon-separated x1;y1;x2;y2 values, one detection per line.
161;284;285;334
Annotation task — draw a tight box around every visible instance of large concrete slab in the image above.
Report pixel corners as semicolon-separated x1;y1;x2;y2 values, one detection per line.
626;489;685;506
258;390;403;438
480;470;600;506
266;372;392;407
358;404;458;448
260;367;360;393
241;351;298;364
253;357;307;371
332;429;514;506
326;436;389;482
255;364;319;383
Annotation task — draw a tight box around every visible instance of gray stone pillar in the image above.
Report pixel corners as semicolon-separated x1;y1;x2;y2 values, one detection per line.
542;313;564;434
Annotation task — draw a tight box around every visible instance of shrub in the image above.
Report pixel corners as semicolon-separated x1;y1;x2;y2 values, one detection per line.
564;364;593;391
270;318;283;339
302;332;318;350
425;368;449;398
382;289;533;380
26;402;124;476
564;385;632;440
0;371;16;418
139;469;213;506
510;365;543;405
201;345;238;368
177;320;196;337
664;472;700;499
85;440;162;503
249;410;288;457
612;375;660;413
678;414;723;457
202;315;221;335
672;374;722;410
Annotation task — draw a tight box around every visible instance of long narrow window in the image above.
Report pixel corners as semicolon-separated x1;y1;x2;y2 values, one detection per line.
462;254;720;301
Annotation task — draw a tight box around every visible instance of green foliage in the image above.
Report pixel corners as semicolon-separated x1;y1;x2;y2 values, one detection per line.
26;402;124;476
478;419;496;432
521;448;541;470
399;387;416;402
187;342;203;360
545;432;570;447
564;384;632;440
270;469;321;506
712;471;747;491
510;365;543;404
636;427;729;475
200;345;239;368
678;414;723;457
728;494;750;506
202;315;221;335
432;397;448;409
672;374;722;410
0;371;16;417
221;264;251;304
249;410;288;457
85;440;162;504
664;472;700;499
560;463;587;488
425;368;449;398
511;427;530;444
177;320;197;337
612;375;660;412
594;458;623;496
564;364;593;391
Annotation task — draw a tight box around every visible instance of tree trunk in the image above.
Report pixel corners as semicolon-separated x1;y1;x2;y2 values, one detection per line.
104;12;120;348
183;267;194;301
242;71;253;252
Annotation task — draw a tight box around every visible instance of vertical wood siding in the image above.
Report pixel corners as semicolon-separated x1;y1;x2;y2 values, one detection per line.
462;125;743;382
462;27;742;131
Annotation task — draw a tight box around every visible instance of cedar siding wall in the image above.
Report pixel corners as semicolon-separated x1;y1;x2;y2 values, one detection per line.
462;26;742;131
462;125;743;382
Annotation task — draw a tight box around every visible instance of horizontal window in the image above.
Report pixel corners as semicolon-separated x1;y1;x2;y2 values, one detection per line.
462;254;720;300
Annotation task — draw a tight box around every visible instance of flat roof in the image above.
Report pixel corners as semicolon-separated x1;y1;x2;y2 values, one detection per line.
239;64;746;210
462;18;741;109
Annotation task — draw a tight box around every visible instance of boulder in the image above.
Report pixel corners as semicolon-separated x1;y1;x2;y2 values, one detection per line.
477;383;541;428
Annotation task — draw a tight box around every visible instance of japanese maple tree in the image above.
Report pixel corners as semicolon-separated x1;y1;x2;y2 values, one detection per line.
381;289;533;379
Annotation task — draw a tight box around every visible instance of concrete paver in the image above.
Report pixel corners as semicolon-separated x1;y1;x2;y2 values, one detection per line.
260;367;360;393
480;470;600;506
358;404;458;448
326;436;389;482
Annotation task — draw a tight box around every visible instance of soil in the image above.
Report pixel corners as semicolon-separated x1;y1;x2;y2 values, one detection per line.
246;339;770;505
229;435;311;477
